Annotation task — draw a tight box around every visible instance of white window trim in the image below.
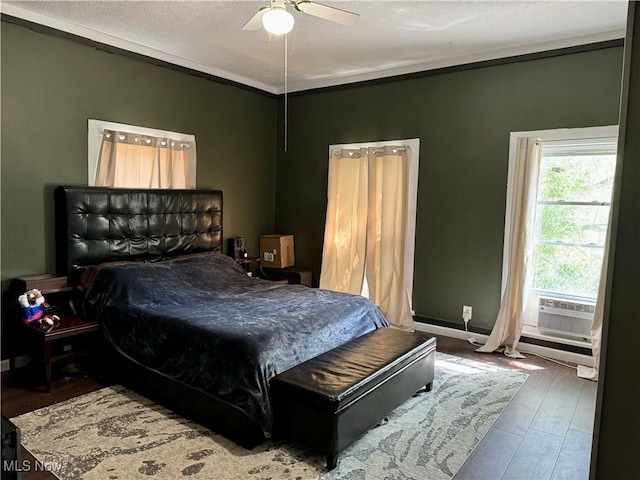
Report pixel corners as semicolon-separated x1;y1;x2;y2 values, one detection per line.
328;138;420;313
502;126;618;298
87;119;196;186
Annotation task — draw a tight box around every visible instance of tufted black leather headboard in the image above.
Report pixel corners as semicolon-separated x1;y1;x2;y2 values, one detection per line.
55;186;223;277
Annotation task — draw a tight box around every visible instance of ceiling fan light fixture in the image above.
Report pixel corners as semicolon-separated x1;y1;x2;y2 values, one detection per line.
262;7;294;35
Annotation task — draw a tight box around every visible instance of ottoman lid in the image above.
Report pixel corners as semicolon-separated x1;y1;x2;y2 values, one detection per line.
272;328;436;410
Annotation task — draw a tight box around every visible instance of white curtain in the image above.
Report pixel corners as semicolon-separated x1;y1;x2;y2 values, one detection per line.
95;130;196;188
320;146;414;331
577;210;612;381
476;137;541;358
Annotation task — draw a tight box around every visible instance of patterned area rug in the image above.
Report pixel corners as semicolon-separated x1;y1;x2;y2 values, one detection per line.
12;353;527;480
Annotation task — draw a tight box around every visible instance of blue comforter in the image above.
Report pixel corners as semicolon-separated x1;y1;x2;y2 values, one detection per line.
82;253;389;436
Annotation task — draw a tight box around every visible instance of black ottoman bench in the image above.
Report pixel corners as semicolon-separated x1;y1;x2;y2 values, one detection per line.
271;328;436;469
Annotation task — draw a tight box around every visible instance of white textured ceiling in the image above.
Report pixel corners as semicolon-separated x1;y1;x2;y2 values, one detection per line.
1;1;628;94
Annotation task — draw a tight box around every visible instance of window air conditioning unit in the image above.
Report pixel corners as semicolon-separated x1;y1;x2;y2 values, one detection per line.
537;296;594;339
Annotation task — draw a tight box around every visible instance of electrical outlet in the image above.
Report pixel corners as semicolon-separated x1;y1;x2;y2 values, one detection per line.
462;305;472;323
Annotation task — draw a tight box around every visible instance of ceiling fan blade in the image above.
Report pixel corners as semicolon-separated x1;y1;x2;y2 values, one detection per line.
241;7;269;31
293;1;359;26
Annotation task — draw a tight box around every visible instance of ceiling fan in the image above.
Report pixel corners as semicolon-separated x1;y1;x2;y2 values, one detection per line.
242;0;359;35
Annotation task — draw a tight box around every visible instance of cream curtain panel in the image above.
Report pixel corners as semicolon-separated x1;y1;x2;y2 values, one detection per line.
366;147;413;331
95;130;196;189
476;137;541;358
577;210;612;381
319;148;369;295
320;146;414;331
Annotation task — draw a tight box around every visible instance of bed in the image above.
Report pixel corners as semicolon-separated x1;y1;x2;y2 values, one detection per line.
54;186;389;447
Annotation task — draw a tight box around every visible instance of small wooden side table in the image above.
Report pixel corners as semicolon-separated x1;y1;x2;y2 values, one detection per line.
17;316;99;392
8;274;99;392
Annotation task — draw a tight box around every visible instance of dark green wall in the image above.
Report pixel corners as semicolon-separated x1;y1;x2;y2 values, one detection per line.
0;20;625;335
274;47;624;330
1;21;278;284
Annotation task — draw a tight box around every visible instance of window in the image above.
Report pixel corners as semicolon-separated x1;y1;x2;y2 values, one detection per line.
504;126;618;343
320;139;419;330
532;139;616;300
88;119;197;189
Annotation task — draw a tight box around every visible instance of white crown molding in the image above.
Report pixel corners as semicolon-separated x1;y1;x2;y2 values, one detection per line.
2;3;625;95
1;2;280;95
285;28;626;93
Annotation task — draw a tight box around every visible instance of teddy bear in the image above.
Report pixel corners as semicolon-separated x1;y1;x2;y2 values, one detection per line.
18;288;60;332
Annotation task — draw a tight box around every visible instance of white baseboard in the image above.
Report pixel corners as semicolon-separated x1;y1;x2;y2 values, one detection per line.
414;322;593;367
1;355;31;372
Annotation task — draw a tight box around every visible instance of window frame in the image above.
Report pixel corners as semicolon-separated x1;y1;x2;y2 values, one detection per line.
87;119;196;187
328;138;420;313
503;126;618;345
502;126;618;300
531;139;617;300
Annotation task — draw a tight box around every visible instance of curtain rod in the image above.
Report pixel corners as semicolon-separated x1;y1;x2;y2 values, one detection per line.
333;146;408;157
372;146;407;154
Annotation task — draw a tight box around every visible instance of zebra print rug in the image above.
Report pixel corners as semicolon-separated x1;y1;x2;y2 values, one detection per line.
11;352;527;480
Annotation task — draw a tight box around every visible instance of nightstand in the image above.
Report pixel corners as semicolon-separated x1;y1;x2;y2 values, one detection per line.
8;274;99;392
261;267;313;286
236;256;261;276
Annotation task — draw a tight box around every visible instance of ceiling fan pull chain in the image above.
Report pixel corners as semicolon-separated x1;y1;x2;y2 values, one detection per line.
284;32;288;152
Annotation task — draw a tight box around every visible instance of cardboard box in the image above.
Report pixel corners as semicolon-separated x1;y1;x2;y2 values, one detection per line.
260;234;295;268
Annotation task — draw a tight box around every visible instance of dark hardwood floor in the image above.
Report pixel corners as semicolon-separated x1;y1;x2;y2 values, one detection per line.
2;361;111;480
1;335;595;480
437;336;596;480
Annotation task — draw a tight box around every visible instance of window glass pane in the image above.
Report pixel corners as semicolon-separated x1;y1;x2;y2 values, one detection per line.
537;154;616;203
536;204;610;246
533;244;604;298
